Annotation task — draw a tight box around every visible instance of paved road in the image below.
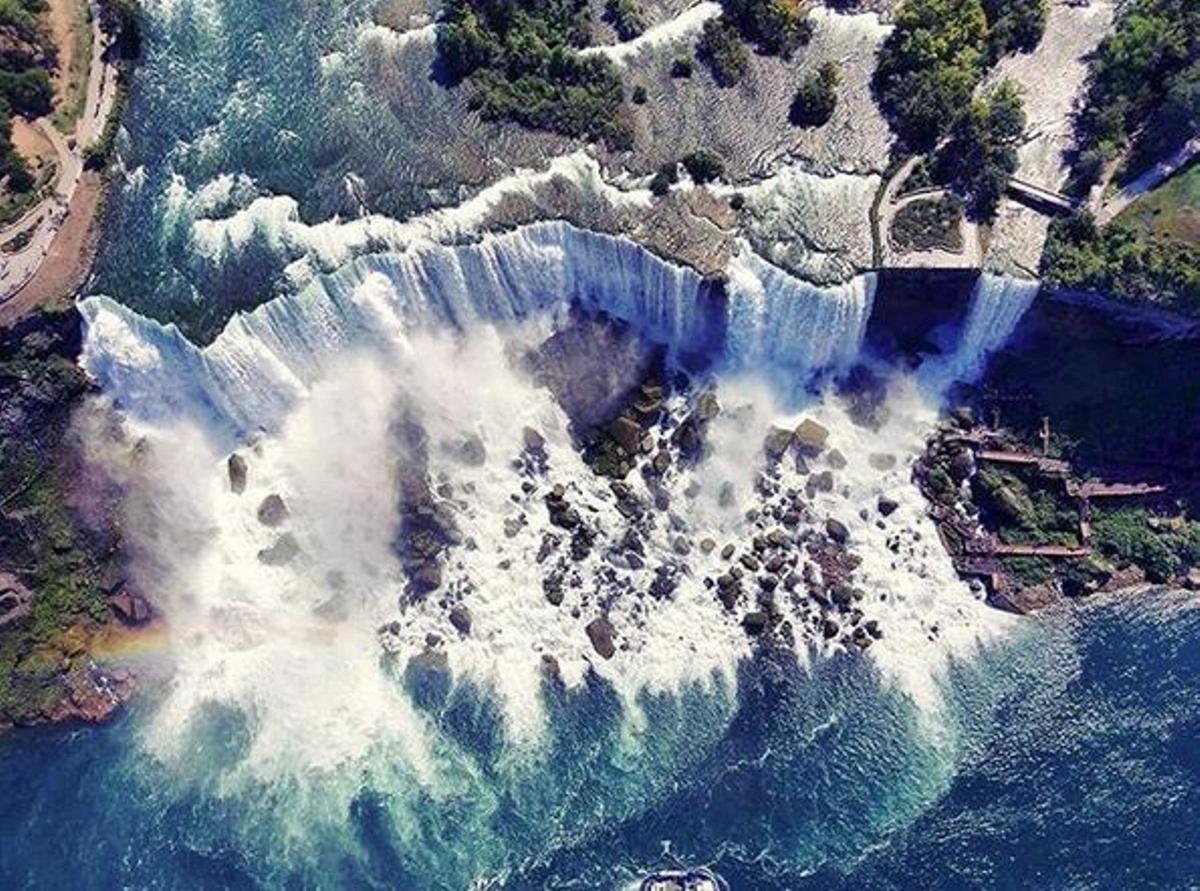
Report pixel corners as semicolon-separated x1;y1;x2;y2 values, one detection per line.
0;1;118;301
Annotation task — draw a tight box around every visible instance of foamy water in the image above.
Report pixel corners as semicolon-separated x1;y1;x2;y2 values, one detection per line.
81;229;1037;785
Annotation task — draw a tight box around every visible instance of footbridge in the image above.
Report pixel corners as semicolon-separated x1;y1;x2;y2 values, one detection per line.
1005;178;1080;216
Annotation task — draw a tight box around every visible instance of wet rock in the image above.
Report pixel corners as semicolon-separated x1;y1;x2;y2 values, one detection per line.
258;533;301;566
523;426;547;453
793;418;830;455
877;496;900;517
227;454;247;495
948;448;974;482
449;604;472;635
610;416;643;455
806;471;834;497
585;616;616;659
742;611;770;635
257;494;289;527
313;594;349;623
763;427;794;460
445;433;487;467
109;588;152;625
825;518;850;544
652;450;672;474
695;391;720;421
865;619;883;639
541;653;562;682
869;453;897;472
544;575;564;605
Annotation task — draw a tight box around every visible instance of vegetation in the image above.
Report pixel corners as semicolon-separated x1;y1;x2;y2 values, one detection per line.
0;0;53;208
697;0;814;86
605;0;646;41
0;310;116;724
790;62;839;127
983;0;1046;61
649;161;677;196
719;0;814;59
1041;211;1200;314
1069;0;1199;190
1091;508;1200;583
437;0;632;148
669;55;693;78
874;0;1043;149
891;195;964;252
695;16;748;86
681;149;724;184
932;80;1025;219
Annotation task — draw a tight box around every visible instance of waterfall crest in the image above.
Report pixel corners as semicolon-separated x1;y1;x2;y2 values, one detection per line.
80;221;878;438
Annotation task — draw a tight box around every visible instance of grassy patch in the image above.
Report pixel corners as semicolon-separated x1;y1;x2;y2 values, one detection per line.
891;195;964;253
1114;158;1200;246
50;0;94;135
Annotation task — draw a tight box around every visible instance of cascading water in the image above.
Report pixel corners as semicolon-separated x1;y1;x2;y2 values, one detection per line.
70;213;1054;889
80;222;875;440
932;272;1040;386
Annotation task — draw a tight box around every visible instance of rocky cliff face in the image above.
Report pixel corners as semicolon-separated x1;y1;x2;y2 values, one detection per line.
0;308;143;732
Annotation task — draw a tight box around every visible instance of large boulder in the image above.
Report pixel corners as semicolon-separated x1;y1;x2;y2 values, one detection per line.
227;453;248;494
585;616;616;659
793;419;830;455
257;494;289;527
825;517;850;545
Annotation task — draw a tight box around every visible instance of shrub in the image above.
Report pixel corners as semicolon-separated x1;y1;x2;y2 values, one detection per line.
670;56;693;78
649;161;677;196
790;62;840;127
631;84;647;104
682;149;724;184
933;79;1025;220
606;0;647;41
437;0;632;147
696;16;749;86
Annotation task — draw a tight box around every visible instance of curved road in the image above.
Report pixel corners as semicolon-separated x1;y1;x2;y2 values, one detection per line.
0;0;118;301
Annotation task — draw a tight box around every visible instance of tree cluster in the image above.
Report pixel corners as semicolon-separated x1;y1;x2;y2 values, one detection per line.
932;80;1025;220
874;0;1044;149
1041;212;1200;315
0;0;54;198
437;0;631;147
698;0;815;86
1071;0;1199;189
605;0;647;41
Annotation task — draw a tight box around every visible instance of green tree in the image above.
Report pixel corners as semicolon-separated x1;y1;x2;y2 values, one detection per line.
790;62;840;127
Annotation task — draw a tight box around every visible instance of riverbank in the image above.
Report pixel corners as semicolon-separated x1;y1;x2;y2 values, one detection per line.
0;307;153;734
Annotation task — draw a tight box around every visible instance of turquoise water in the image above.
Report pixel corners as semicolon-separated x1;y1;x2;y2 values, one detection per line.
3;594;1198;887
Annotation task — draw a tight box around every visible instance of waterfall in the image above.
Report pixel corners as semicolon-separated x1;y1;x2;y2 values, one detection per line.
80;222;877;439
725;250;876;374
934;272;1039;386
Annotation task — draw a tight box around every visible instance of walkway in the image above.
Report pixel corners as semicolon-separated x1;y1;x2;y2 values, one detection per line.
1094;137;1200;225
